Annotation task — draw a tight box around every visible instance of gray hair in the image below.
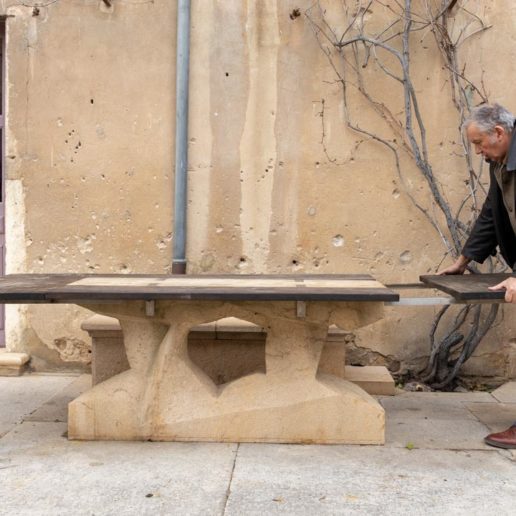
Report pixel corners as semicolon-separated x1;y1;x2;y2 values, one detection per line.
464;103;515;134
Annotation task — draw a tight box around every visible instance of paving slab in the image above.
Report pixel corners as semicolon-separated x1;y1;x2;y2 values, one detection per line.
466;402;516;433
380;395;479;421
25;374;92;423
0;421;237;516
0;375;78;437
385;416;492;450
379;391;496;403
491;382;516;403
225;444;516;515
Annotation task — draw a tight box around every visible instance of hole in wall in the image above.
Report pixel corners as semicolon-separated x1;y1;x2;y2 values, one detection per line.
289;8;301;20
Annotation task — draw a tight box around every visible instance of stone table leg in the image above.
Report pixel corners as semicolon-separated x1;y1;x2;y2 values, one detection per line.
68;316;168;440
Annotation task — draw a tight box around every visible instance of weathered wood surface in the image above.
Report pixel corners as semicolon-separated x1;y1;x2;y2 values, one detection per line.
420;273;516;301
0;274;399;302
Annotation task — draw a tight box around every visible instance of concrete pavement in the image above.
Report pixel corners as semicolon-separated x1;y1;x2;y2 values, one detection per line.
0;374;515;515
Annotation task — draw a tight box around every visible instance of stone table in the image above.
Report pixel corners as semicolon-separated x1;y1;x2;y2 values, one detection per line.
0;274;398;444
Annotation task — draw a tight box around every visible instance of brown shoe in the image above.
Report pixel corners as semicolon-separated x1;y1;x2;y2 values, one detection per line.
484;425;516;449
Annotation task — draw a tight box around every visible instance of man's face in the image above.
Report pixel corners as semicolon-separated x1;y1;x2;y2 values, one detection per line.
466;122;511;163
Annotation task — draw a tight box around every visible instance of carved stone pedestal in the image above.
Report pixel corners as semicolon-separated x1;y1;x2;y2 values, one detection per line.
69;299;385;444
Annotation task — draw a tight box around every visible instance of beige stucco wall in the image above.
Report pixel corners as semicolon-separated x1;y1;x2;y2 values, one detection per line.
1;0;515;381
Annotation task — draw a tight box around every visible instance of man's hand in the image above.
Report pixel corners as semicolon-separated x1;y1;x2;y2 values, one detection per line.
438;255;470;275
489;277;516;303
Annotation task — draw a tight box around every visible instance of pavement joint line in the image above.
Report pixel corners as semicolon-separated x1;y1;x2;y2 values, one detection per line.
462;402;487;425
0;420;23;440
221;442;239;515
496;449;516;463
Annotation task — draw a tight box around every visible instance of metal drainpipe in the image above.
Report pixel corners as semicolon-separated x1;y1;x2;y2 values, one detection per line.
171;0;191;274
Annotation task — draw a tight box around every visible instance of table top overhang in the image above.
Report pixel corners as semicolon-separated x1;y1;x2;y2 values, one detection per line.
0;274;400;303
420;273;516;301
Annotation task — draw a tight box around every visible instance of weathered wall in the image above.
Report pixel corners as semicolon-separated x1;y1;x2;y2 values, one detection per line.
1;0;515;381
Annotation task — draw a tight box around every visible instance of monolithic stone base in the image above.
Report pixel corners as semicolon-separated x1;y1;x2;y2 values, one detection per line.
71;300;386;444
0;351;30;376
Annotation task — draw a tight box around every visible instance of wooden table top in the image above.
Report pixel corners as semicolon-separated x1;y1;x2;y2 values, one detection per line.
0;274;399;302
420;273;516;301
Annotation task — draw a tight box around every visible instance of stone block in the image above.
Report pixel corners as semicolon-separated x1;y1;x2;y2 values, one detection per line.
344;365;395;395
0;351;30;376
81;315;129;385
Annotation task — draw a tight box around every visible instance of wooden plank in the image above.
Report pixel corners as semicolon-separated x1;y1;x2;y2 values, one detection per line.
0;274;80;301
70;277;388;290
420;273;516;301
0;274;399;303
71;277;304;288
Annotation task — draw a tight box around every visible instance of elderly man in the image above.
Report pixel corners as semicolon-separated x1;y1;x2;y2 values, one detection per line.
441;103;516;275
440;103;516;449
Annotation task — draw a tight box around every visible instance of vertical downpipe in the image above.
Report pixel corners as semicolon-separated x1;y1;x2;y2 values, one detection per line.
172;0;191;274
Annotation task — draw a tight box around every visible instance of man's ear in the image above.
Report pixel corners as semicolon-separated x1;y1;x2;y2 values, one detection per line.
494;125;507;139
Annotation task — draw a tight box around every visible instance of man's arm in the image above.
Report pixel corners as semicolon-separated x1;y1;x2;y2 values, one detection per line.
461;168;499;262
439;168;498;275
439;254;470;275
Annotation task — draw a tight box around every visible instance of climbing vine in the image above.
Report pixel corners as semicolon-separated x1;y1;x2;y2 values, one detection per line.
306;0;503;388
